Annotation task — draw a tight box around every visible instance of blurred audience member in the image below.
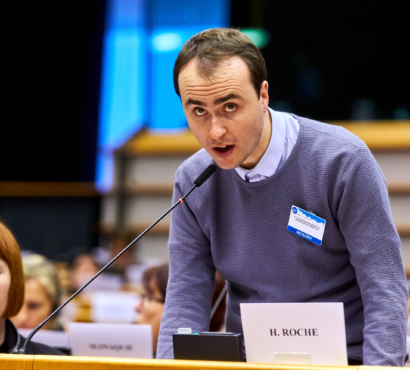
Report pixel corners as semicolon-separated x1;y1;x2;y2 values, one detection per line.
135;264;168;354
135;264;226;355
11;254;63;331
0;221;63;354
70;253;100;291
105;231;135;283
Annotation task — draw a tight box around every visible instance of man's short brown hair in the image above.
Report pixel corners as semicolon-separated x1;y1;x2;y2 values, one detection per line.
173;28;267;97
0;221;24;318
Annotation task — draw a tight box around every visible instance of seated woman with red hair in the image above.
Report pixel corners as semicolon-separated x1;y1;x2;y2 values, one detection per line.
0;221;63;355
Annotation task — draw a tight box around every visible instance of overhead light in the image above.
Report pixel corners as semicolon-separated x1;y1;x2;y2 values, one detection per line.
241;28;270;49
152;33;183;52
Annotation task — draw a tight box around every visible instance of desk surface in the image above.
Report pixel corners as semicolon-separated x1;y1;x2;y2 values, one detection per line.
0;355;395;370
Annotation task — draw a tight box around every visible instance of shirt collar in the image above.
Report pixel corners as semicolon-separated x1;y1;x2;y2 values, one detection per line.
235;108;286;180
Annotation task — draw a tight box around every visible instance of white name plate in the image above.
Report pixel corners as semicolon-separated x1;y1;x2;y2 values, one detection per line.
240;302;347;365
274;352;311;365
69;323;152;358
91;291;138;323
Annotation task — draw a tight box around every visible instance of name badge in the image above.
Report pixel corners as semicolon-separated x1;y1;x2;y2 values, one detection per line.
287;206;326;245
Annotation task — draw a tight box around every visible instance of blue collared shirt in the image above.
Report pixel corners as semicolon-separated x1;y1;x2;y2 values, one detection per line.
235;108;300;182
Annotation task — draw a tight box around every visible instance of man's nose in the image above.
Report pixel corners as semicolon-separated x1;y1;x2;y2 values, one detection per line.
209;116;227;141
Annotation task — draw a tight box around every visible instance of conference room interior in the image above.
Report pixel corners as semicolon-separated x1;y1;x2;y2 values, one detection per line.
1;0;409;363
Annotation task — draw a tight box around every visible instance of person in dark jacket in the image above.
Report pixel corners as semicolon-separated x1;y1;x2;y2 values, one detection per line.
0;221;64;355
0;317;63;355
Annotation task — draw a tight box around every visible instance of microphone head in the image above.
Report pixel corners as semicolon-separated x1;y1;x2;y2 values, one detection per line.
194;164;216;187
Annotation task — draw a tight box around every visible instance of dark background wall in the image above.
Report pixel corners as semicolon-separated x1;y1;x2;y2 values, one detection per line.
231;0;409;121
2;1;106;258
0;197;100;261
3;1;106;182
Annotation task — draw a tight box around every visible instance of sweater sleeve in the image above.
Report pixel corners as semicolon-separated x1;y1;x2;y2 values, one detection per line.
337;147;408;366
156;168;216;359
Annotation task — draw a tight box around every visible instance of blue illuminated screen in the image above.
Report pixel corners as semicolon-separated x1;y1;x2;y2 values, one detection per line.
96;0;229;192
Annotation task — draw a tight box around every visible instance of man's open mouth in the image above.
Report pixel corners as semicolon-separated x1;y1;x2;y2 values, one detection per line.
214;145;234;153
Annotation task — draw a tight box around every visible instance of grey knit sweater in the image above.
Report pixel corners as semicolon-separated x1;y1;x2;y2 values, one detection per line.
157;115;408;365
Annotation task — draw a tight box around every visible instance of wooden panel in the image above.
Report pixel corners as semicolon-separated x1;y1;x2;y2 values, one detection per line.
124;122;410;156
107;182;408;196
333;122;410;150
31;356;358;370
0;182;99;197
126;223;170;235
388;182;410;195
74;307;92;323
125;129;201;155
397;225;410;237
1;354;408;370
0;354;34;370
106;184;174;196
99;222;169;236
125;184;174;196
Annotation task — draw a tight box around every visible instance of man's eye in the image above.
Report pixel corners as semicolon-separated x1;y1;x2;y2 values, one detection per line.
195;108;206;116
225;104;236;112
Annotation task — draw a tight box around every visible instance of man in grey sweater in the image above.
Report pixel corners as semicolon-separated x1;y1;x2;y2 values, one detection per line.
156;28;408;365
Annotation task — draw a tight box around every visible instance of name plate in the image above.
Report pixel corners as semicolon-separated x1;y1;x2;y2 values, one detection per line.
90;291;138;323
240;302;347;365
69;323;152;358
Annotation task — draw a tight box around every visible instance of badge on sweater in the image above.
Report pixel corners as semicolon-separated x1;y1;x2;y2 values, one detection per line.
287;206;326;245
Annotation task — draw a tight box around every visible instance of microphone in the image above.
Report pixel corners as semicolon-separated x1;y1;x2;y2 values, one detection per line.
16;164;216;354
194;164;216;187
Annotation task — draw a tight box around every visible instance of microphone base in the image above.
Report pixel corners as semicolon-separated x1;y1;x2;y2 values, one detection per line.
173;332;244;362
10;348;27;354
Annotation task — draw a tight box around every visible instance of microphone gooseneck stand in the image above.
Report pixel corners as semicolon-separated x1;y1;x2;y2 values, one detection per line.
210;283;227;319
16;164;216;354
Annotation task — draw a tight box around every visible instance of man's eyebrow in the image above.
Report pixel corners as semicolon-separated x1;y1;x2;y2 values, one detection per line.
213;93;242;106
184;93;242;107
185;98;206;107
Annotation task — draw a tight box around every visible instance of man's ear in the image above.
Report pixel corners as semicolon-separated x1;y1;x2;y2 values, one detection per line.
260;81;269;113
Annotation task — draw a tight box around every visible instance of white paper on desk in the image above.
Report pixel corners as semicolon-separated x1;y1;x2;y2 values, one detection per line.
69;323;152;358
91;291;138;323
240;302;347;365
18;329;70;348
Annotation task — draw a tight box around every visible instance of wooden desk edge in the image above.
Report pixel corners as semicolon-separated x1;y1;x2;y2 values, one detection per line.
0;354;401;369
32;356;358;369
0;354;34;370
